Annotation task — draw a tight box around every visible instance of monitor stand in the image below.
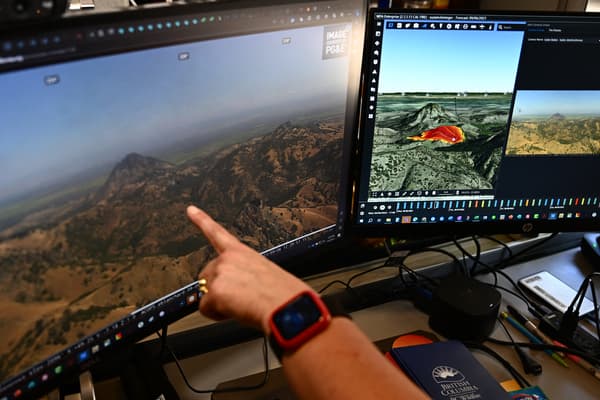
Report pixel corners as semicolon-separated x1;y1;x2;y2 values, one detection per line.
79;371;97;400
213;367;296;400
212;335;403;400
120;343;180;400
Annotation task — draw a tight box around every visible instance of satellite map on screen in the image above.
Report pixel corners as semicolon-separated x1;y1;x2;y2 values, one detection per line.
369;93;512;192
367;23;524;194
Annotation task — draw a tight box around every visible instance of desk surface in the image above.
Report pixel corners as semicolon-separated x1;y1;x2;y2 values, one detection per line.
158;245;599;400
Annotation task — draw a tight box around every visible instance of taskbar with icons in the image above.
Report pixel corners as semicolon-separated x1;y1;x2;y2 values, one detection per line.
356;195;600;227
0;282;202;400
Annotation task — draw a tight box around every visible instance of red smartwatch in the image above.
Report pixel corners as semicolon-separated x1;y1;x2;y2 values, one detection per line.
268;291;337;359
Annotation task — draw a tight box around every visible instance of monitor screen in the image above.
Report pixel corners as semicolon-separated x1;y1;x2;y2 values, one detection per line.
351;9;600;237
0;0;365;397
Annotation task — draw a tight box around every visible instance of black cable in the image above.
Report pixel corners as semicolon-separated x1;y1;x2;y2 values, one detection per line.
497;318;542;376
343;245;461;290
405;246;464;275
473;235;482;273
385;245;464;274
561;272;600;339
462;236;482;272
458;236;545;312
459;235;482;277
451;237;471;277
318;279;353;294
383;237;394;256
589;274;600;342
400;262;437;286
572;277;590;313
159;325;168;359
384;255;439;287
345;262;397;289
462;341;531;388
493;232;559;269
156;329;270;394
486;337;600;366
565;278;591;336
484;283;531;308
497;317;514;344
384;257;417;287
452;236;491;272
565;272;600;342
316;243;460;311
450;237;536;309
387;237;537;312
359;234;557;314
484;233;559;316
446;235;565;319
452;236;499;285
479;235;514;260
315;255;424;313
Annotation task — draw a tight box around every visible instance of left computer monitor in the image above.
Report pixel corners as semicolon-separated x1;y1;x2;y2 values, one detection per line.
0;0;366;397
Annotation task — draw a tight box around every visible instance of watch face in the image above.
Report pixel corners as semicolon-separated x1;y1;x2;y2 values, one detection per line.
273;293;323;340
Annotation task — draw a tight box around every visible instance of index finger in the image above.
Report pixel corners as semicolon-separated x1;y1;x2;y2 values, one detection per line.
186;205;241;253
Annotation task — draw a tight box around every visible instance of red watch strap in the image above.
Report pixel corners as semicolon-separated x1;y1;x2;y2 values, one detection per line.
268;292;350;360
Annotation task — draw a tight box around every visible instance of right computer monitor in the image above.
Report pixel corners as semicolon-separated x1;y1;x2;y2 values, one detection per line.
351;9;600;237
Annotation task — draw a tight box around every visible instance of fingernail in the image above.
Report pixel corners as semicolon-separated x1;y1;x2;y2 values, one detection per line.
187;205;201;215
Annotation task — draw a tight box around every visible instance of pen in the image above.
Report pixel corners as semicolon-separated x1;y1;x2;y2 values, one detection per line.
500;311;569;368
552;340;600;380
507;305;566;358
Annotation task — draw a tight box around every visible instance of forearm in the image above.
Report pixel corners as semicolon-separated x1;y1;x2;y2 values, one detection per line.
186;208;428;399
281;317;430;400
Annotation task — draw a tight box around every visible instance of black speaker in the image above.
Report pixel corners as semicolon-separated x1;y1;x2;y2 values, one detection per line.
0;0;68;24
429;274;501;342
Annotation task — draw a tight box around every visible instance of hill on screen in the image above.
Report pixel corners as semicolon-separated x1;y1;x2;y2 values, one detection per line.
0;117;342;380
370;94;512;192
507;113;600;155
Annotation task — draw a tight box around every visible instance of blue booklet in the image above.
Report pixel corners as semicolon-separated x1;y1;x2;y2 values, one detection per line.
391;340;510;400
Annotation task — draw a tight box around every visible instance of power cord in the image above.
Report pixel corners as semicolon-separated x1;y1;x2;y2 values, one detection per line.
383;256;439;288
156;327;270;394
451;236;482;278
462;341;531;389
497;318;542;376
317;235;554;321
560;272;600;342
316;243;469;317
493;233;559;268
317;279;355;295
479;235;514;260
317;244;462;296
486;337;600;366
453;235;552;316
451;236;535;309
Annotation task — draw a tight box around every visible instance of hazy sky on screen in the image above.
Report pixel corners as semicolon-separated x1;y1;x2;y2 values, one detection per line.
0;24;351;204
378;22;525;93
513;90;600;116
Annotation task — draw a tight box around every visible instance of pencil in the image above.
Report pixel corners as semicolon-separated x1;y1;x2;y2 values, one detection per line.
553;340;600;380
501;311;569;368
507;305;566;358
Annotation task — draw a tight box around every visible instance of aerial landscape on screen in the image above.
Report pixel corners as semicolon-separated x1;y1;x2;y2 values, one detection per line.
0;25;349;380
371;94;513;192
368;22;524;194
506;90;600;156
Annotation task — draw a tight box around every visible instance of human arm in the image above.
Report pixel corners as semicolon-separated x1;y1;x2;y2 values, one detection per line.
186;205;429;400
